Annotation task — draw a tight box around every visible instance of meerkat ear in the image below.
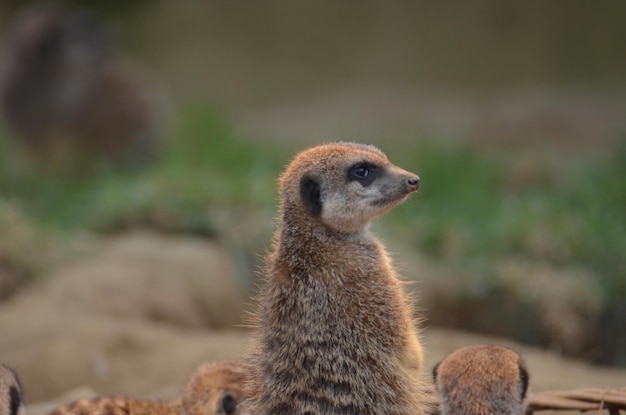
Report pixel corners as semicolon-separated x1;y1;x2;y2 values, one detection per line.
300;175;322;216
519;364;529;400
9;386;21;415
219;392;237;415
432;362;440;384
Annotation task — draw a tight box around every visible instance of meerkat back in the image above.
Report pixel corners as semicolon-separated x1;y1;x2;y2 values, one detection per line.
245;142;427;415
433;345;529;415
0;365;25;415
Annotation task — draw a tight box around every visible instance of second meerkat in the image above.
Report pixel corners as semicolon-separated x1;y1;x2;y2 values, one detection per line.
48;360;250;415
245;142;426;415
433;345;530;415
0;364;26;415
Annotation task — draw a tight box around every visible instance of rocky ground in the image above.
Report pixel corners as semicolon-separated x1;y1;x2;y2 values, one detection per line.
0;230;624;414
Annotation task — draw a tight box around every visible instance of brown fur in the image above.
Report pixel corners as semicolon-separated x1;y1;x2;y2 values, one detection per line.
177;361;250;415
49;361;249;415
0;364;26;415
245;142;426;415
0;7;161;170
49;397;172;415
432;345;529;415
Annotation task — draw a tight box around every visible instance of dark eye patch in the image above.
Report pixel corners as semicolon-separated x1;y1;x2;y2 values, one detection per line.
300;175;322;216
348;162;379;186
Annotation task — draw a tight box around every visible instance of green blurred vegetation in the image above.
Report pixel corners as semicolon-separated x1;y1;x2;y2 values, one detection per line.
0;104;284;235
1;105;625;298
391;139;626;300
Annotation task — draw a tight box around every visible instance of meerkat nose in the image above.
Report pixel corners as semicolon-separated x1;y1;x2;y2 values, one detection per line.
406;176;420;192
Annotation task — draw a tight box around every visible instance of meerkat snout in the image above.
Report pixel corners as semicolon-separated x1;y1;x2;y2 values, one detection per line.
407;176;420;191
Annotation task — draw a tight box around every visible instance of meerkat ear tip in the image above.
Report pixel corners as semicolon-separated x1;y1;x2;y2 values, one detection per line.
432;362;440;383
300;175;322;216
519;363;529;399
9;385;22;415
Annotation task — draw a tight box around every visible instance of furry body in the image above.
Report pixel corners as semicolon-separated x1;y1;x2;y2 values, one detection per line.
433;345;529;415
246;143;426;415
49;361;248;415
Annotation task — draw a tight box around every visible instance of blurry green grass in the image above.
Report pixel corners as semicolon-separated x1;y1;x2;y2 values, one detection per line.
0;106;624;297
387;139;626;298
0;104;284;233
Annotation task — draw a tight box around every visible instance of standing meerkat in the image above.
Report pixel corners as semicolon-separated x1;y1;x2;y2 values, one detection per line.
432;345;529;415
0;364;26;415
48;361;249;415
245;142;426;415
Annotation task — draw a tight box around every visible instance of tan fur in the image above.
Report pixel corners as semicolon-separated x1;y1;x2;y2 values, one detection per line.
245;142;426;415
49;361;249;415
177;361;250;415
49;397;172;415
433;345;529;415
0;365;26;415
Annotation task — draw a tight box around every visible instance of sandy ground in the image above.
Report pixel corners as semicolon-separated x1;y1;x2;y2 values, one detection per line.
0;230;623;415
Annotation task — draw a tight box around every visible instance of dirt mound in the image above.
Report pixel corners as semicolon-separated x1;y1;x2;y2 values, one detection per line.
0;305;248;402
1;231;624;410
0;230;250;401
17;231;246;329
391;243;604;361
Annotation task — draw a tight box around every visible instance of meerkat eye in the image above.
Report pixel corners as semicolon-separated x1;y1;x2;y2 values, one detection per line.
348;163;378;185
353;165;370;178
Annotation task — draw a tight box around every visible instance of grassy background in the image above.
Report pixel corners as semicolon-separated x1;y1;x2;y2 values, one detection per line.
1;104;624;291
1;102;625;364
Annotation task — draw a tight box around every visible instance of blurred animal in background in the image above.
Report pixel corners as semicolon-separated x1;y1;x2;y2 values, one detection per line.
49;360;249;415
432;345;529;415
0;7;164;172
0;364;25;415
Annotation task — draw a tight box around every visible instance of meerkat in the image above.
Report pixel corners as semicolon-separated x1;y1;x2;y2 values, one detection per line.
244;142;426;415
432;345;529;415
49;396;171;415
0;364;26;415
0;7;161;170
48;360;249;415
177;361;250;415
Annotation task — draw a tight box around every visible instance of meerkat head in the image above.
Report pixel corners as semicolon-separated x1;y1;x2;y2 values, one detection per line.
180;361;249;415
432;345;529;415
0;365;26;415
280;142;419;233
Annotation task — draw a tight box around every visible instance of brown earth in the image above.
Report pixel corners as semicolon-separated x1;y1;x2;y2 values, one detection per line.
0;231;623;414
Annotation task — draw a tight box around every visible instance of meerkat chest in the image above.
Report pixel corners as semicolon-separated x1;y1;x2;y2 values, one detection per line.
264;266;406;349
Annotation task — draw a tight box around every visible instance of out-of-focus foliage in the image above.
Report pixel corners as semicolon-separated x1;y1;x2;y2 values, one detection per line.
0;105;283;233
